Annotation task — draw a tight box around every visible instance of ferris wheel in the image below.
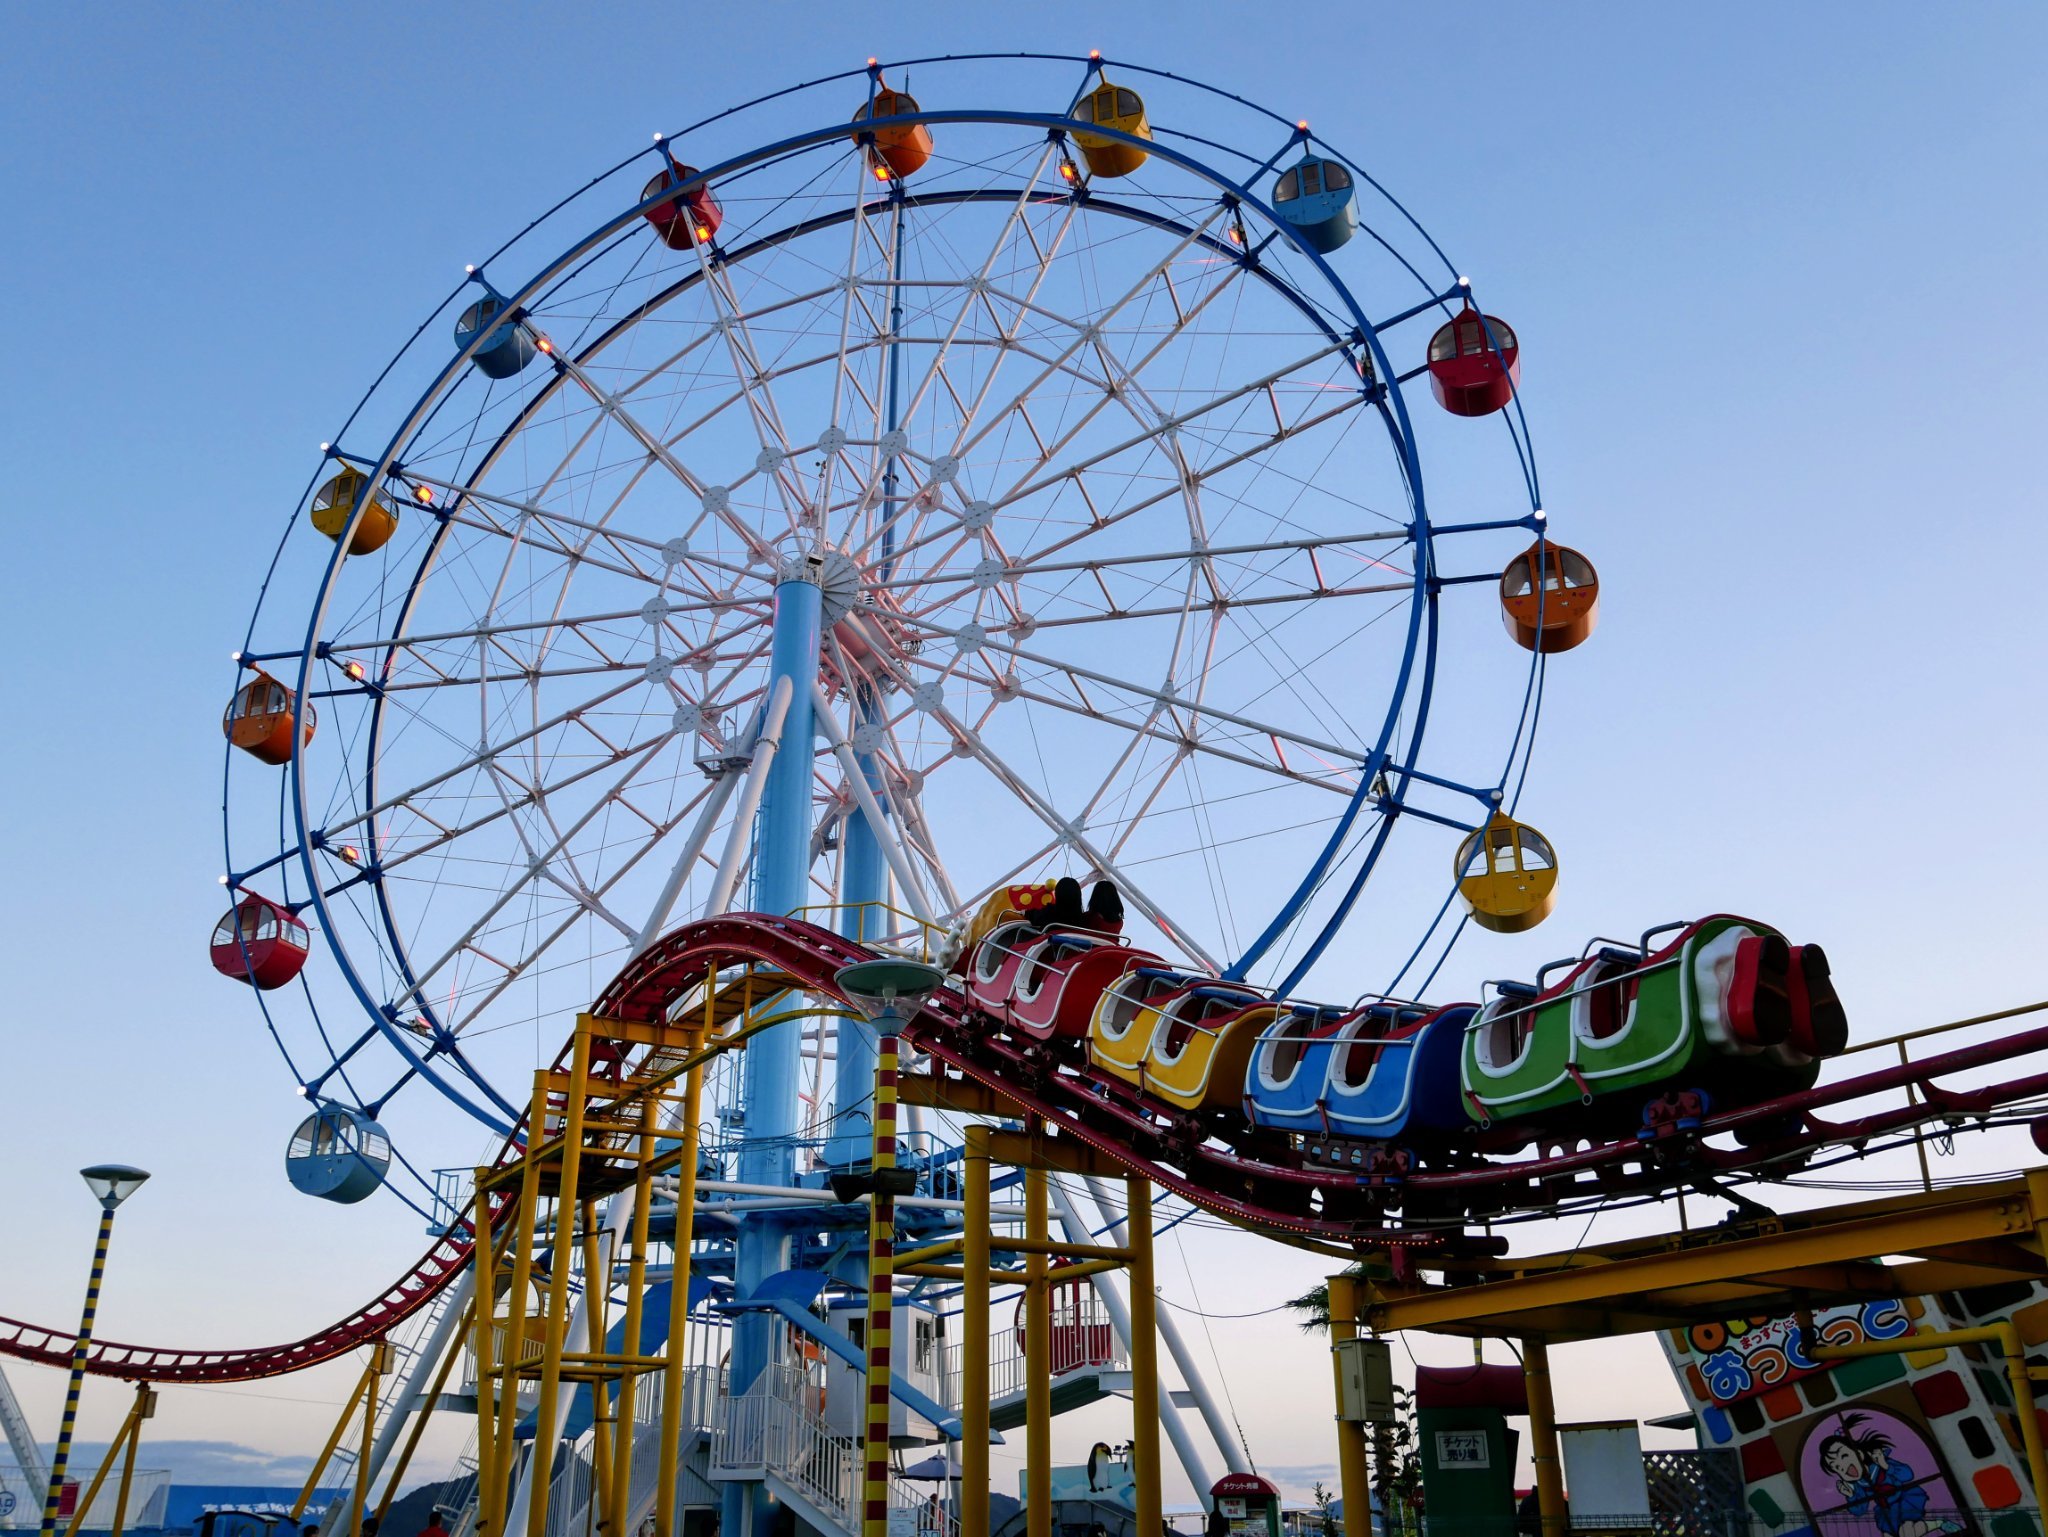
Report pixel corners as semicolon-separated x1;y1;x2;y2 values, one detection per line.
213;53;1593;1209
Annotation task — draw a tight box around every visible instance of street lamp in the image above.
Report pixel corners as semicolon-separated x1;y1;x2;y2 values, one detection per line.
40;1165;150;1536
832;960;945;1537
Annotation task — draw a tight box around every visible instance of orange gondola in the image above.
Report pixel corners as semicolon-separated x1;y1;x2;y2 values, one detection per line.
1499;539;1599;653
224;670;315;765
850;81;932;181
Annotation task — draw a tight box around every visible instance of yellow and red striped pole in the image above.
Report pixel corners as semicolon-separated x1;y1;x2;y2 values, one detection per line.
862;1011;903;1537
41;1205;118;1536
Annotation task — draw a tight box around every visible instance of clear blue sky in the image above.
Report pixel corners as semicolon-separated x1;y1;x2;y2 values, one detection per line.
3;0;2044;1503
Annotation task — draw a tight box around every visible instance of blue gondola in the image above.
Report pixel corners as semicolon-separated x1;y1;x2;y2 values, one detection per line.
454;294;537;379
1272;156;1357;254
285;1105;391;1203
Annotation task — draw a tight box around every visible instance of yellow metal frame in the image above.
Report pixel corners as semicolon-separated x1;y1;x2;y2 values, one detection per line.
469;961;836;1537
60;1383;154;1537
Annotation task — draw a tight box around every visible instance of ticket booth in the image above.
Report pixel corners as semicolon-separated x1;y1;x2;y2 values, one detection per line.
1416;1364;1524;1537
1213;1472;1282;1537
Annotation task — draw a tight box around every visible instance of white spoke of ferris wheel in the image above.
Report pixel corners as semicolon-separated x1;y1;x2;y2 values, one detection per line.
382;729;676;1011
316;670;652;842
821;153;877;510
870;528;1407;613
442;770;725;1034
993;338;1346;515
891;612;1368;765
633;763;746;952
845;200;1081;562
409;467;758;590
701;678;796;919
692;244;816;531
549;343;787;564
611;280;840;405
948;202;1230;474
967;259;1254;532
809;679;934;923
901;385;1377;582
921;698;1221;974
362;722;674;884
893;142;1058;436
328;588;766;660
945;194;1135;464
943;576;1412;633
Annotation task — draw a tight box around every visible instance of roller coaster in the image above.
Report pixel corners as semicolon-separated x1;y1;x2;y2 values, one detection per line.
10;907;2048;1396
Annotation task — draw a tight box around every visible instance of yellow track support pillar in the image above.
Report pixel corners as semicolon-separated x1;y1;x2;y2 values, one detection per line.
1522;1338;1566;1537
61;1383;153;1537
1326;1277;1372;1537
1024;1141;1052;1537
580;1199;614;1537
609;1093;660;1536
961;1125;993;1537
861;1022;905;1537
656;994;711;1537
108;1384;153;1537
1125;1176;1162;1537
490;1083;549;1537
527;1025;594;1537
292;1353;381;1523
472;1177;500;1537
350;1341;391;1537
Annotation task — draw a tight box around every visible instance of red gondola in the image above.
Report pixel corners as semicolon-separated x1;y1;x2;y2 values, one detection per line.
640;163;723;250
210;895;311;990
1425;307;1519;417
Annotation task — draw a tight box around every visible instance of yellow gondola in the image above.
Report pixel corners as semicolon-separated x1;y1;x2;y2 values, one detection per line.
1454;811;1558;933
1071;78;1150;179
309;466;398;556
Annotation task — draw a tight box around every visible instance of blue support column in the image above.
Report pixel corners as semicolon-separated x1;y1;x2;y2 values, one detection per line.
828;683;887;1167
727;563;822;1537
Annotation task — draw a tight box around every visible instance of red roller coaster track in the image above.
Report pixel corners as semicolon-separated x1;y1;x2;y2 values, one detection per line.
5;914;2044;1382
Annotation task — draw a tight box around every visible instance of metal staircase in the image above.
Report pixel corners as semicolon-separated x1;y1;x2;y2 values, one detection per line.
711;1367;952;1537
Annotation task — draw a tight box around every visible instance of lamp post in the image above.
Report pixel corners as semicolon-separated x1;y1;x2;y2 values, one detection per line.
41;1166;150;1536
834;960;945;1537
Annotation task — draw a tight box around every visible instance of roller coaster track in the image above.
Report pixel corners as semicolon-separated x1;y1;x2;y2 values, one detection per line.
6;914;2046;1381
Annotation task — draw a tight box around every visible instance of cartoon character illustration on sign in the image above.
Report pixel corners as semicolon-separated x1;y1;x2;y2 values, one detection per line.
1804;1411;1965;1537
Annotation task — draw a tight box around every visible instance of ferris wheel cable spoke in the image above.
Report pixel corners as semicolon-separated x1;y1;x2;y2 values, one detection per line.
691;248;820;529
864;527;1407;596
948;194;1213;468
967;389;1379;576
545;343;787;565
818;154;882;522
315;673;657;840
352;729;675;1005
326;592;769;659
987;338;1347;516
606;281;842;406
888;610;1374;763
969;242;1256;515
887;142;1059;450
929;575;1411;632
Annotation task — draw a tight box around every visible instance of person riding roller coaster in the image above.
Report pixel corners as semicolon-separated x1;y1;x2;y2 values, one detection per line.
1025;877;1125;935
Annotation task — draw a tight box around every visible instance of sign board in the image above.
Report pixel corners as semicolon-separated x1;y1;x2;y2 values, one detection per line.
1434;1429;1491;1469
1558;1422;1652;1531
1333;1338;1396;1424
